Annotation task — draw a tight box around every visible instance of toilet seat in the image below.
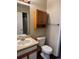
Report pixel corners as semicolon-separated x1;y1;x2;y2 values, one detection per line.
41;45;53;54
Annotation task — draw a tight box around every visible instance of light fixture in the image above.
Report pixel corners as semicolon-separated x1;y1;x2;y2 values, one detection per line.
24;0;31;3
28;0;31;3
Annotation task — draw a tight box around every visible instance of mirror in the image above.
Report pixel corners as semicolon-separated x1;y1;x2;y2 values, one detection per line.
17;3;30;35
17;12;28;35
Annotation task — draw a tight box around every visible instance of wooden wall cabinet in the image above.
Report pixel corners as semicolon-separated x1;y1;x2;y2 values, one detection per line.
36;9;47;28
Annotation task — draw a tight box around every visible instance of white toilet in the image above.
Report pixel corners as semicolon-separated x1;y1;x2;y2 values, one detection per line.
37;37;53;59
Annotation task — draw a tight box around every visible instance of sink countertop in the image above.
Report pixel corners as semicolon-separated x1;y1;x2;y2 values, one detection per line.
17;37;38;52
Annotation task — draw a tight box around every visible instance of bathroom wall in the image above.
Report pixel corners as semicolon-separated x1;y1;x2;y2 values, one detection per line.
29;0;47;37
46;0;61;56
47;0;61;24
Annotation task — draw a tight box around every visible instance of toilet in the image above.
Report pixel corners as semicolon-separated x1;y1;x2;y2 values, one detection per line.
37;37;53;59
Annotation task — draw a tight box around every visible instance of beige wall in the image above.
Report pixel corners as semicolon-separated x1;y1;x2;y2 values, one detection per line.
30;0;47;11
47;0;61;56
47;0;61;24
29;0;47;37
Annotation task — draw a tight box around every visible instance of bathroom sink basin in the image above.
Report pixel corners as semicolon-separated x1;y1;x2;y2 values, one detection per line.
17;38;32;46
17;37;39;51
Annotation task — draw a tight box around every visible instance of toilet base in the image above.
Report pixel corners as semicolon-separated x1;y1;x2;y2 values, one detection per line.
41;52;50;59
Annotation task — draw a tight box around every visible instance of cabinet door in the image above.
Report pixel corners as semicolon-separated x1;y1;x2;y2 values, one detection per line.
21;56;27;59
29;52;37;59
36;9;47;28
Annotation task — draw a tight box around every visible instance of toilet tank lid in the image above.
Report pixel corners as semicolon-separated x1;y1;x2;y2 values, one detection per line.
37;37;46;40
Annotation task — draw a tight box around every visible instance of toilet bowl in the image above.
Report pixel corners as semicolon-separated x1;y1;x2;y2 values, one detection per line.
42;45;52;54
37;37;53;59
41;45;53;59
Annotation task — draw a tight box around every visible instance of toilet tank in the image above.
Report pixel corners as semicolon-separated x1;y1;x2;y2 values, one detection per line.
37;37;46;46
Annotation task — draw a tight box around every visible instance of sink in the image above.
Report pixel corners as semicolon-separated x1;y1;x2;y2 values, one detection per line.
17;38;32;46
17;37;39;51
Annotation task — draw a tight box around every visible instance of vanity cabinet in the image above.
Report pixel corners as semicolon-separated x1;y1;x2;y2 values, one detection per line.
17;46;38;59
